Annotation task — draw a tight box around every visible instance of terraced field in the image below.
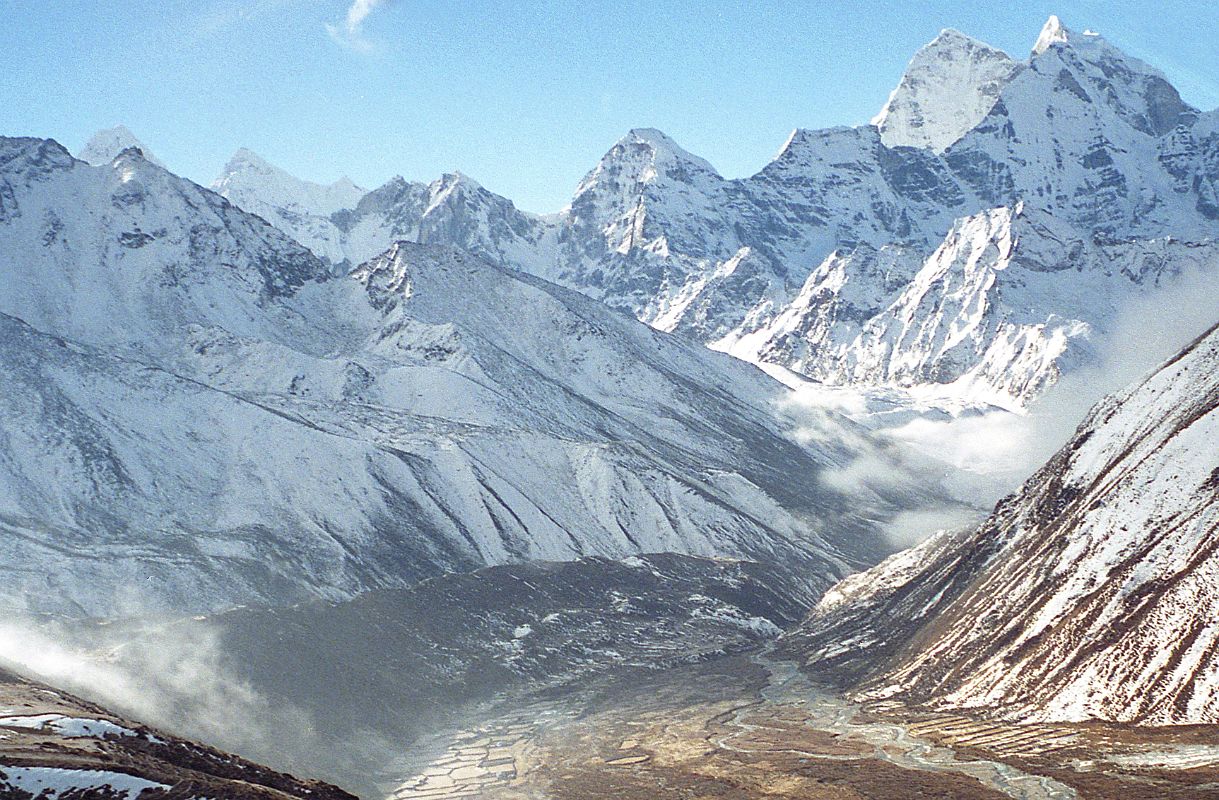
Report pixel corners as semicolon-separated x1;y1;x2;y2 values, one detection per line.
896;714;1081;759
390;703;576;799
384;651;1219;799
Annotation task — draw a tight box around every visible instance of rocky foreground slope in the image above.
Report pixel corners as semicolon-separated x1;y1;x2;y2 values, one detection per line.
0;666;353;799
782;320;1219;725
181;16;1219;409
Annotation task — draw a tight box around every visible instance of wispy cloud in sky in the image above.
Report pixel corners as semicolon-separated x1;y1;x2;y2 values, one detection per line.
326;0;387;51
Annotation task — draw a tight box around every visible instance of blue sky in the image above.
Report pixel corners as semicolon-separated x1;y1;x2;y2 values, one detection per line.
3;1;1216;213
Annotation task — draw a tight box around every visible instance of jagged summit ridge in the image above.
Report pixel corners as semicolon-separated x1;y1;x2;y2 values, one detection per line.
570;128;722;207
213;147;365;215
199;15;1219;411
211;147;368;263
621;127;720;176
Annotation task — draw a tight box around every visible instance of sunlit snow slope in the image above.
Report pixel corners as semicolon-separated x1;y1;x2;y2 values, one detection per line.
0;137;936;616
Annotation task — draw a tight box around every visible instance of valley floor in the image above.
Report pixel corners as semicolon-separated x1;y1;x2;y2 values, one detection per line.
387;651;1219;800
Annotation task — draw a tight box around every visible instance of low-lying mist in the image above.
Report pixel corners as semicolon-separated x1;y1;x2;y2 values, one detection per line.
782;262;1219;548
0;616;398;798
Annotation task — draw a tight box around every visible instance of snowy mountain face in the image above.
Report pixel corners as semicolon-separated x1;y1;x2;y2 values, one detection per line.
751;204;1219;405
211;148;366;264
203;17;1219;410
564;22;1218;407
3;139;328;354
0;136;943;616
214;151;557;271
873;29;1023;152
781;320;1219;725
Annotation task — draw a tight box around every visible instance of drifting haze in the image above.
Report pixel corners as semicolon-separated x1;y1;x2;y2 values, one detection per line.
785;260;1219;551
0;618;394;796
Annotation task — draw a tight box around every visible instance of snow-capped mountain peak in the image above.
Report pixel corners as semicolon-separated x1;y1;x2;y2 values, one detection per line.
1017;19;1198;139
932;27;984;45
216;146;280;181
78;125;165;169
579;128;720;191
432;170;480;192
873;28;1022;152
628;127;718;170
211;147;369;264
225;146;268;167
190;16;1218;415
1032;14;1071;55
109;145;159;182
212;147;366;216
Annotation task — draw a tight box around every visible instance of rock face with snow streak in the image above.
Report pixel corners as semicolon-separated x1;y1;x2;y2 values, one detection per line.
747;203;1218;405
0;136;933;616
0;666;356;799
782;320;1219;725
199;17;1219;410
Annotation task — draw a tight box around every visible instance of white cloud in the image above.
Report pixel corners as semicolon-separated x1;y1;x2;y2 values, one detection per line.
0;619;310;764
891;263;1219;500
775;257;1219;553
326;0;387;51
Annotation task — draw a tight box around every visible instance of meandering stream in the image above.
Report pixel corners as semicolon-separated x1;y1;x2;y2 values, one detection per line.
753;653;1078;800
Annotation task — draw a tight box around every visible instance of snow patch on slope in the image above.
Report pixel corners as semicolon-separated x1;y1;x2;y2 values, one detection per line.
0;767;165;799
789;319;1219;724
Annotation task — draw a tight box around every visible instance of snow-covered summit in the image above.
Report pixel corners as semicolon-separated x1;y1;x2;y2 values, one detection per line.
77;125;165;169
188;16;1219;414
873;28;1022;152
623;127;719;176
211;147;367;263
1022;15;1195;135
213;147;365;216
425;171;482;208
1031;14;1071;55
573;128;721;199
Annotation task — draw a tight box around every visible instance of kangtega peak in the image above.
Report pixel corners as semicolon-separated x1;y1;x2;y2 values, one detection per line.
872;28;1022;152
